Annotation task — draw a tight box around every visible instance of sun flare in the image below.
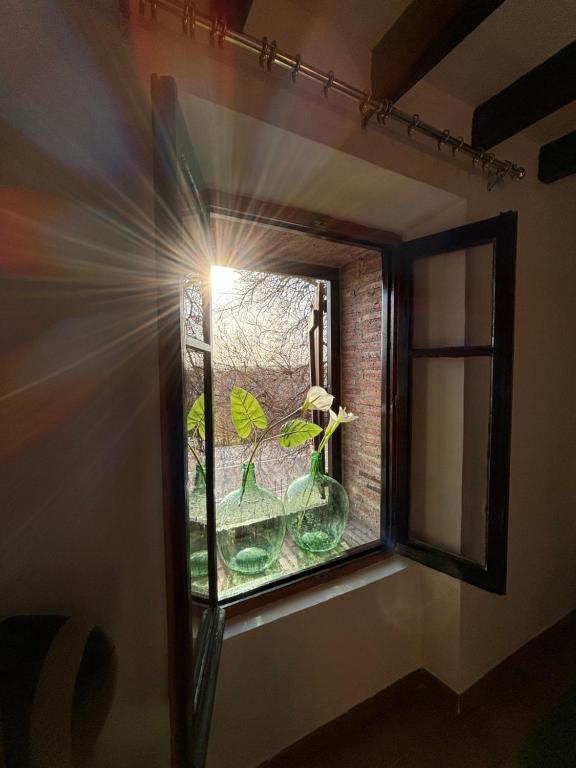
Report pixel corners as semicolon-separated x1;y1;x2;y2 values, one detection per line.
211;265;239;299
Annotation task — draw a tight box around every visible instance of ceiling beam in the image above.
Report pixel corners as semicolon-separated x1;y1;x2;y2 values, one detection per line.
472;41;576;149
211;0;253;32
538;131;576;184
371;0;504;103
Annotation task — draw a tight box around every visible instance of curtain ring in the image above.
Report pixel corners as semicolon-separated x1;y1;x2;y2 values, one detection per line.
292;54;301;83
210;16;218;45
323;70;335;97
437;129;450;151
259;37;269;68
513;165;526;180
407;113;420;137
182;1;194;35
182;1;189;33
218;18;227;48
360;90;374;129
482;152;495;171
472;148;486;167
377;99;393;125
267;40;277;71
452;136;464;156
189;3;196;36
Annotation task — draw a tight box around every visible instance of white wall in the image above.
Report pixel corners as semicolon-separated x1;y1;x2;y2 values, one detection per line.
2;2;576;767
211;564;421;768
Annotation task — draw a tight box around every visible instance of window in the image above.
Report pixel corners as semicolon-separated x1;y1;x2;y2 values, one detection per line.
152;74;517;766
185;223;386;601
392;213;517;593
179;208;516;602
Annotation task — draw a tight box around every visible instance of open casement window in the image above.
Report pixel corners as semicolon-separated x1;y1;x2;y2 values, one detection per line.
390;212;517;594
152;74;224;768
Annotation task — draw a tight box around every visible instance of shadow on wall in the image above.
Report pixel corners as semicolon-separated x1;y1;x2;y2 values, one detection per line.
0;615;117;768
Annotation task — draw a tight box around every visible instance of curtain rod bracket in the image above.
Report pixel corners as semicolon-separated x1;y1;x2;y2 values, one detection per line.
407;114;420;137
360;90;375;129
292;54;302;83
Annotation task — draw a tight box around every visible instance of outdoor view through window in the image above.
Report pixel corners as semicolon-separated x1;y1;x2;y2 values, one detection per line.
186;227;383;601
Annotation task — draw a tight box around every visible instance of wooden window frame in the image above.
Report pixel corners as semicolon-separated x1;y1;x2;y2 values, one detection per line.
207;197;399;609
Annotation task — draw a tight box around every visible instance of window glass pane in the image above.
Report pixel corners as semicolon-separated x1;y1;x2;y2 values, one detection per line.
184;346;209;598
409;356;491;564
183;275;205;344
205;218;382;601
212;266;317;503
412;244;494;348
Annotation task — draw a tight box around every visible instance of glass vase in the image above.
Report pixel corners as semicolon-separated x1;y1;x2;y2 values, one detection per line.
188;464;209;578
216;463;286;575
285;451;348;553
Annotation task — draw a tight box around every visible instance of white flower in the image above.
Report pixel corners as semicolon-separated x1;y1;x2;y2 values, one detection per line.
331;406;358;425
324;406;358;441
318;404;358;452
303;386;334;412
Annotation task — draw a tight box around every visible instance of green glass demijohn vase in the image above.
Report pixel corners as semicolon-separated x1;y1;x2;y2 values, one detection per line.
216;463;286;574
285;451;348;553
188;464;209;578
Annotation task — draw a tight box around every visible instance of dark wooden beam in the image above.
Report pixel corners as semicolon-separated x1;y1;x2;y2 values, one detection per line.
538;130;576;184
473;41;576;149
371;0;504;102
211;0;253;32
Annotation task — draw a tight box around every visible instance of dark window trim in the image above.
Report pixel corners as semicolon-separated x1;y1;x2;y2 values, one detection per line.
151;74;195;768
191;606;225;768
382;245;395;547
391;211;517;595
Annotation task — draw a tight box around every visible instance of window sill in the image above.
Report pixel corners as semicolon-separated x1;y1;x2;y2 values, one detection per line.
224;553;413;639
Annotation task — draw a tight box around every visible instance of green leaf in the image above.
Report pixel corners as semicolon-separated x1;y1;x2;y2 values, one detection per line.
187;394;205;439
230;386;267;439
278;419;322;448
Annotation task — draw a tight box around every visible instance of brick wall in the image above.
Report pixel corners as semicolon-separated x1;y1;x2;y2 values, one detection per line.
340;251;382;536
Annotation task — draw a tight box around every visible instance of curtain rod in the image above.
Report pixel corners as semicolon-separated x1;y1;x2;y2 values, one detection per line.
127;0;527;189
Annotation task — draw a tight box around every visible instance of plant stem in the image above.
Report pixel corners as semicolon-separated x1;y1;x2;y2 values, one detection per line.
317;420;339;453
245;406;303;473
297;474;317;529
187;427;206;482
239;405;305;500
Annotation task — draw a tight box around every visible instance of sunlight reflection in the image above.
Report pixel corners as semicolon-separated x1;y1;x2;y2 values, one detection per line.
210;265;239;303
